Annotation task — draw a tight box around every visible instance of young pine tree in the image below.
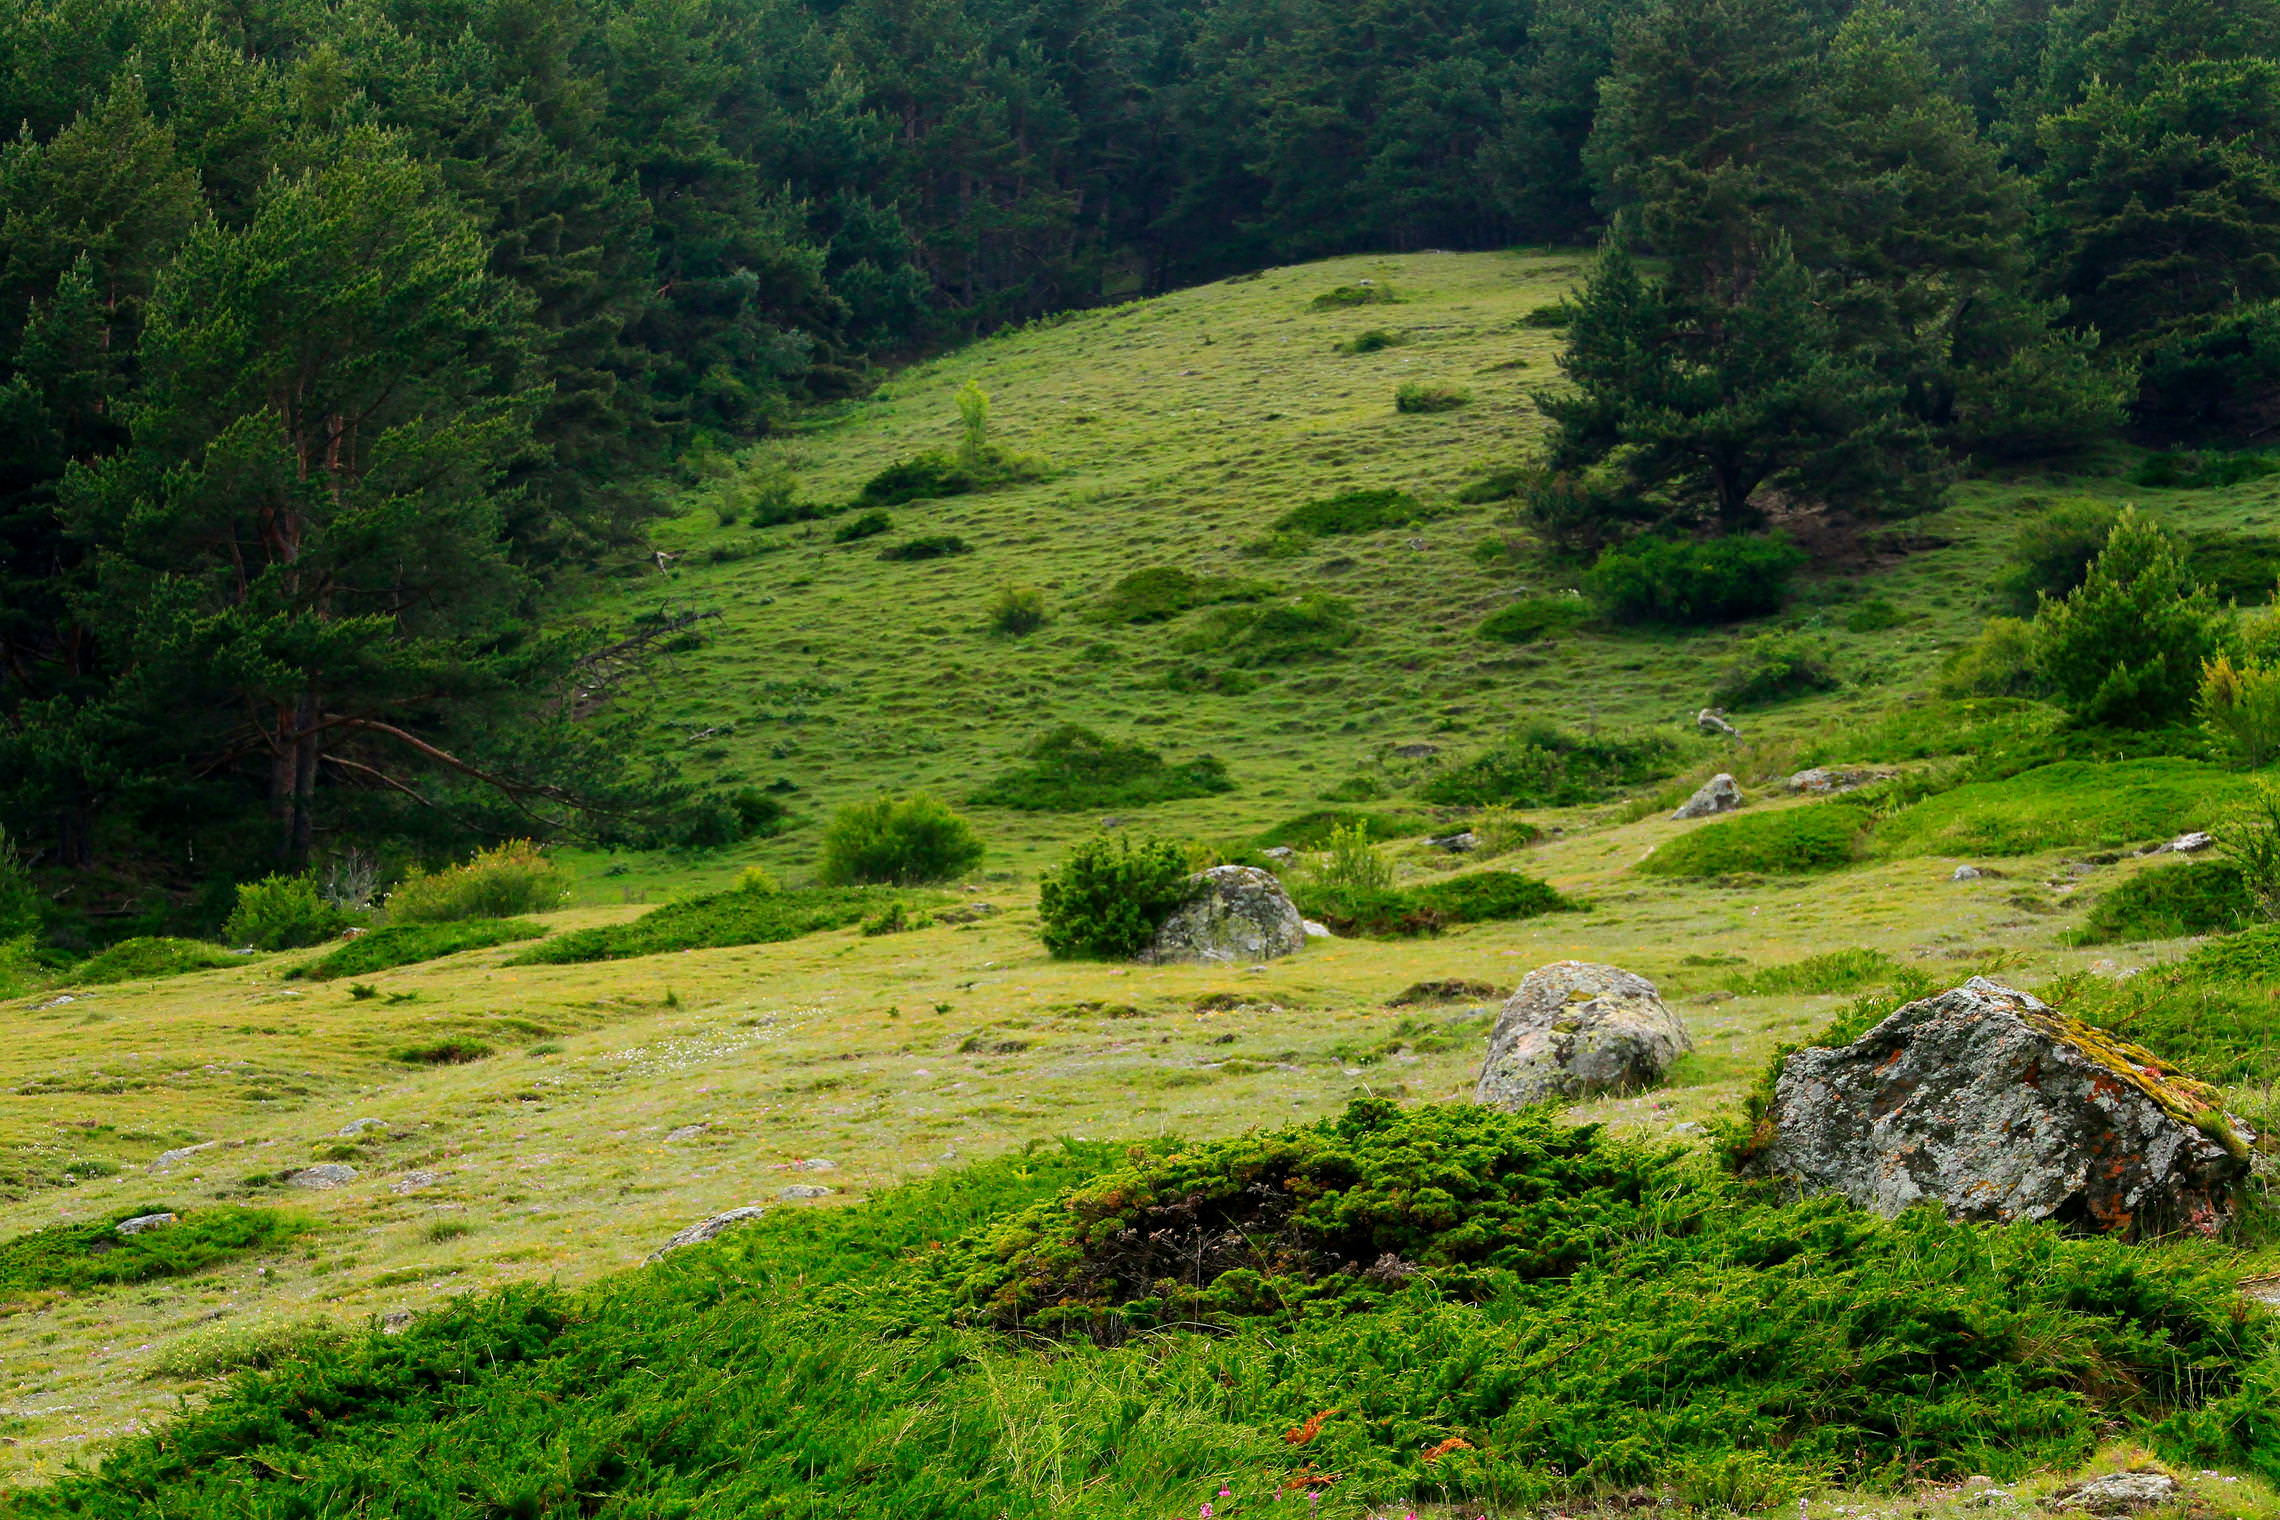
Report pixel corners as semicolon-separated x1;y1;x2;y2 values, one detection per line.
2032;508;2229;728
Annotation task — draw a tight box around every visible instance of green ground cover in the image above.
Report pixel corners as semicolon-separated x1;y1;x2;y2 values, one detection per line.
1869;760;2250;858
512;883;921;965
289;921;550;981
12;1105;2272;1520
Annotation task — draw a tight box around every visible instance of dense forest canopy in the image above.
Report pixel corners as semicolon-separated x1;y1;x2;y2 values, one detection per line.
5;0;2280;921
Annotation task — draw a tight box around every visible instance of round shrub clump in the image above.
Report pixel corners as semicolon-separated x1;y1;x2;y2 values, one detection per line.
1582;534;1805;625
1036;833;1193;958
223;874;351;951
818;793;985;886
386;841;567;924
1709;632;1841;709
1638;803;1872;878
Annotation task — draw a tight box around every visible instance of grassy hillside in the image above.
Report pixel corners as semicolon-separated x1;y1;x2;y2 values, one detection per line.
7;252;2280;1510
577;250;1971;895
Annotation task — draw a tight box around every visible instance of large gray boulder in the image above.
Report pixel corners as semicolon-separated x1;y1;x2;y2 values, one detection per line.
1140;865;1306;965
1755;978;2250;1237
1671;774;1741;820
1475;962;1693;1109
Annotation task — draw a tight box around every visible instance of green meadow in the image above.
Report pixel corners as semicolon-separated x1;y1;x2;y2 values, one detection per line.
8;252;2280;1515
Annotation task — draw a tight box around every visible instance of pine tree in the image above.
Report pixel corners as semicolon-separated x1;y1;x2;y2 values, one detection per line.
1538;237;1935;532
64;132;542;863
2036;55;2280;432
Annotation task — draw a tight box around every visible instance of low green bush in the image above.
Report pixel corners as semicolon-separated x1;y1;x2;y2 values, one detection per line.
1583;535;1805;625
2178;921;2280;981
71;937;239;986
391;1038;494;1065
1334;328;1407;354
878;534;973;562
2184;531;2280;605
1842;598;1907;633
1990;498;2117;615
1270;489;1428;538
0;935;39;999
1519;300;1574;328
0;1206;310;1296
665;787;790;850
1709;632;1841;709
1798;698;2062;770
1870;759;2248;859
1936;617;2043;698
1393;380;1469;413
1178;593;1361;665
1723;948;1899;997
819;794;985;886
385;841;566;924
513;881;912;966
987;584;1046;635
972;725;1234;812
2135;449;2280;490
1294;870;1575;938
2198;655;2280;768
2074;862;2252;944
1455;467;1530;504
144;1317;345;1382
832;509;893;543
1419;725;1677;808
1084;566;1276;624
1310;281;1397;308
1306;822;1393;894
1159;661;1258;695
1249;809;1418;851
855;454;979;507
1409;869;1574;923
1477;597;1589;643
1036;833;1195;959
24;1103;2280;1519
290;920;549;981
223;875;352;951
1638;803;1873;878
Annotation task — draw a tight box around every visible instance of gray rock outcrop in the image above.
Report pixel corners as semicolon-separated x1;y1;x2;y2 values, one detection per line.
1672;774;1742;820
648;1204;770;1261
1139;865;1307;965
288;1163;359;1189
115;1212;176;1235
1755;978;2250;1237
1475;962;1693;1109
1785;766;1893;796
2047;1471;2182;1515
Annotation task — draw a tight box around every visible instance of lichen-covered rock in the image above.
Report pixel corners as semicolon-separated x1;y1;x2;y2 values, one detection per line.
2046;1470;2181;1515
1474;962;1693;1109
1785;766;1893;795
1756;978;2250;1237
1672;773;1742;820
1139;865;1306;965
115;1212;176;1235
